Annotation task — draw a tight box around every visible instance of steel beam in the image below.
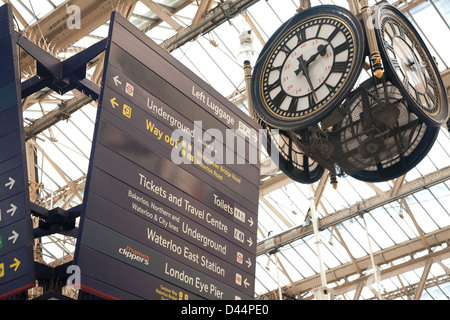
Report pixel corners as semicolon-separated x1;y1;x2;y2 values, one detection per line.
257;165;450;256
256;226;450;299
161;0;262;52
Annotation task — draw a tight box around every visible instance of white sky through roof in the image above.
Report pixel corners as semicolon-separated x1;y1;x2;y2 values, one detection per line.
6;0;450;300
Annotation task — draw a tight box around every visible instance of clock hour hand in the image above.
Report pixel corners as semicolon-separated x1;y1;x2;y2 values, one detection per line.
297;54;318;101
295;43;329;76
306;43;329;66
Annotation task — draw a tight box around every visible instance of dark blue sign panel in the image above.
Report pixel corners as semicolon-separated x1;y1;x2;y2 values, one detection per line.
0;4;35;300
74;12;260;300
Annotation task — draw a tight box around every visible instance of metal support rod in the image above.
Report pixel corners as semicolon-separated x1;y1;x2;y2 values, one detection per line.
274;253;283;300
309;186;328;298
243;60;257;120
362;214;383;300
357;0;384;78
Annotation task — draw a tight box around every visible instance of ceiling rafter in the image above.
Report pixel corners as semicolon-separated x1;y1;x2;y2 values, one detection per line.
7;0;449;299
256;226;450;300
140;0;184;31
257;165;450;256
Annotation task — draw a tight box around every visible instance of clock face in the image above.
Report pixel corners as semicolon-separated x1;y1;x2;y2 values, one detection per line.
334;78;439;183
251;5;365;130
375;4;449;126
263;124;325;183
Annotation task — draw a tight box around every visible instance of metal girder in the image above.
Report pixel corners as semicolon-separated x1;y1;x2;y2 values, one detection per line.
333;245;450;298
414;258;433;300
257;165;450;256
140;0;184;31
161;0;262;52
192;0;215;27
379;273;450;300
261;197;294;229
20;0;136;78
256;226;450;299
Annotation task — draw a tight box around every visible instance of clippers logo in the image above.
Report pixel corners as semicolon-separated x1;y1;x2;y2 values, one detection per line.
119;246;149;265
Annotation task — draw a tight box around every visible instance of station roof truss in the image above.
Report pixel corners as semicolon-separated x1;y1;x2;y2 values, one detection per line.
4;0;450;300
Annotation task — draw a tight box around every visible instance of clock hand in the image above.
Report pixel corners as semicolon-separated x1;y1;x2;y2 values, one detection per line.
306;43;329;66
295;43;329;76
298;54;318;101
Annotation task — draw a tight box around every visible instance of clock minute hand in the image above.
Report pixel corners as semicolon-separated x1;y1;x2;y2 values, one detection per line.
298;54;318;101
295;43;329;76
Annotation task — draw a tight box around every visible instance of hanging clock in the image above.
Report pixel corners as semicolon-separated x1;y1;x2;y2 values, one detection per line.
333;78;439;183
374;3;449;126
262;124;325;184
251;5;365;130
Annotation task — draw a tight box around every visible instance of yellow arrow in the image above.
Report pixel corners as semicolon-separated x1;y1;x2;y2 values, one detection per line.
110;97;119;109
10;258;20;272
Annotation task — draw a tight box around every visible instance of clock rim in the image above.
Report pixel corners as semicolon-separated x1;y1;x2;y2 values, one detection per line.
374;3;449;127
343;78;441;183
251;5;365;131
262;124;325;184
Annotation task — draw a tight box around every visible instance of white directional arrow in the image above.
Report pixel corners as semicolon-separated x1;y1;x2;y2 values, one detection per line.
5;177;15;190
113;75;122;86
247;237;253;247
244;278;250;288
248;217;254;227
8;230;19;244
7;204;17;217
246;258;252;268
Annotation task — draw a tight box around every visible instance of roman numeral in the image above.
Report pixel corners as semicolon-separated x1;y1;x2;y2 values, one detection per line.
383;40;395;53
325;82;334;92
288;97;299;113
315;23;323;38
334;42;349;55
331;62;348;73
327;27;340;42
425;84;436;102
308;94;316;109
391;57;401;70
398;25;406;39
425;76;436;90
267;79;281;93
272;90;288;108
297;27;307;43
279;43;291;55
387;21;398;36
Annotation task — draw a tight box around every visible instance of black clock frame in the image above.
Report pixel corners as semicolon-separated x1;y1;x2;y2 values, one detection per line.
374;3;449;126
251;5;366;131
262;123;325;184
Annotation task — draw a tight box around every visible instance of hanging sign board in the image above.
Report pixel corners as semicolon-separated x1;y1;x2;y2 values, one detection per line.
74;12;261;300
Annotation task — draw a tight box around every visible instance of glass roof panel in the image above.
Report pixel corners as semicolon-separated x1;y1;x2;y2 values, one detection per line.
6;0;450;300
409;0;450;68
